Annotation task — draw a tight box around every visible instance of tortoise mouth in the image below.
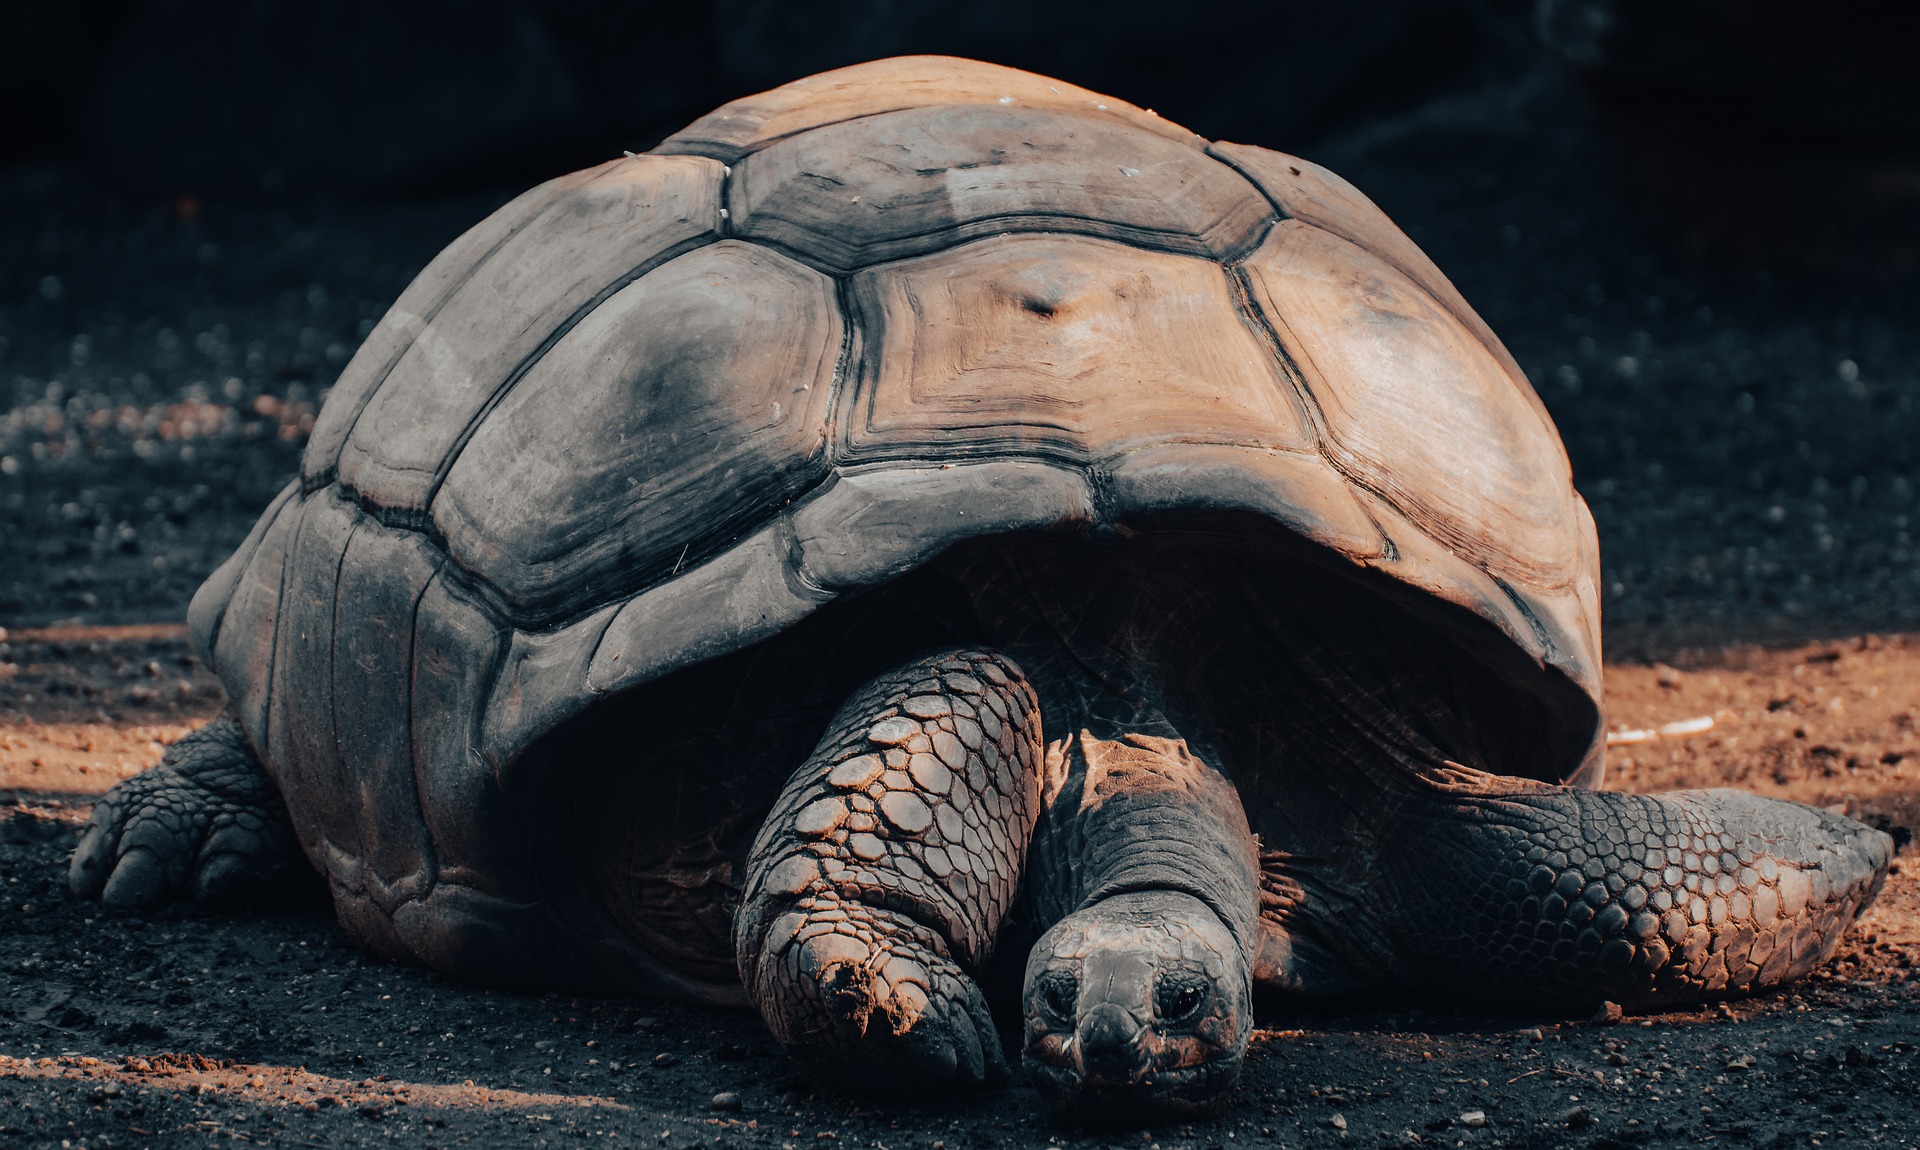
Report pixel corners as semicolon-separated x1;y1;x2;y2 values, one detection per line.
522;511;1598;988
1025;1055;1244;1120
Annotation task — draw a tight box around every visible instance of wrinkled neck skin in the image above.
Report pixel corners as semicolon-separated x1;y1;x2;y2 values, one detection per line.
1011;639;1262;1117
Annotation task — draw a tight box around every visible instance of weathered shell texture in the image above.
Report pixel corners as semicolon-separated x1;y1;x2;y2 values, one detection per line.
186;56;1603;992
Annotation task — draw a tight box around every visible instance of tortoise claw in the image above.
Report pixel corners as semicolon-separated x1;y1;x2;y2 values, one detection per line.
758;900;1007;1092
98;845;170;907
66;715;308;909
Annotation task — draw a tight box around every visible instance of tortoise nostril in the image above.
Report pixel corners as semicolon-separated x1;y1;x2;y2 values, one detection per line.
1077;1004;1146;1077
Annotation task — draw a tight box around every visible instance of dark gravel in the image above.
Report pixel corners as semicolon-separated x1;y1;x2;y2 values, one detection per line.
3;805;1916;1149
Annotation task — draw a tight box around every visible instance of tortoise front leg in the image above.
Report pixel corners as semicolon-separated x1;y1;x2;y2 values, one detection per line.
734;649;1045;1091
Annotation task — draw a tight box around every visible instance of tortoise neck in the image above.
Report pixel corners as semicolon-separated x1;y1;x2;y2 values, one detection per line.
1003;634;1182;745
940;537;1190;743
1023;728;1262;955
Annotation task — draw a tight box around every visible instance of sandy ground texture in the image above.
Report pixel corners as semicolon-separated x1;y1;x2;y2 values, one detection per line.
4;57;1920;1150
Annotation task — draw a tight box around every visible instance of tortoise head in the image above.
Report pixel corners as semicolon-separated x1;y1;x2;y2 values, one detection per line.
1021;891;1253;1117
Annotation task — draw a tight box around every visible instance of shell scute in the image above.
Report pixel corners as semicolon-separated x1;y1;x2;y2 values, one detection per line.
407;571;517;895
843;233;1309;465
1101;444;1385;560
792;463;1095;593
264;489;360;881
205;482;305;743
189;479;299;666
334;154;726;523
1211;142;1555;429
657;54;1203;162
434;239;842;625
732;103;1269;272
329;511;445;914
1242;220;1579;587
302;164;613;488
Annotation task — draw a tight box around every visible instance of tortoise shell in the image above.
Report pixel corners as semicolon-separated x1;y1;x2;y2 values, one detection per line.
186;56;1603;991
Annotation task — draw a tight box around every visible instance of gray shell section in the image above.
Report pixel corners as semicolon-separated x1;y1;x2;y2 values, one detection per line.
186;58;1604;991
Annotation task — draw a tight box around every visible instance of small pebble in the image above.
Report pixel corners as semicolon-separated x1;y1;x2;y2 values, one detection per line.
1459;1110;1487;1128
1330;1114;1347;1130
653;1053;678;1067
711;1091;742;1111
1591;1000;1623;1025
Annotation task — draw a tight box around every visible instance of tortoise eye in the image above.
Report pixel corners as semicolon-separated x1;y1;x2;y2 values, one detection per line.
1155;977;1209;1024
1036;974;1078;1024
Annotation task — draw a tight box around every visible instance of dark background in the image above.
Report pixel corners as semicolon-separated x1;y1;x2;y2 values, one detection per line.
3;0;1919;655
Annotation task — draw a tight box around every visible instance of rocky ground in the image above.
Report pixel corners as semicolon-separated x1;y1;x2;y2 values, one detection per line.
3;62;1918;1150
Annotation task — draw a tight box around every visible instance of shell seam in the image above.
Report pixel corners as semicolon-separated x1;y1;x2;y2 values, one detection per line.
656;102;1207;167
736;210;1268;278
393;547;451;910
418;228;724;524
308;166;608;492
202;481;300;668
257;484;316;760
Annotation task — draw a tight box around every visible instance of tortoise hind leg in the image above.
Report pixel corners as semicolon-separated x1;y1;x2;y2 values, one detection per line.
69;714;310;907
1380;765;1892;1008
734;649;1045;1091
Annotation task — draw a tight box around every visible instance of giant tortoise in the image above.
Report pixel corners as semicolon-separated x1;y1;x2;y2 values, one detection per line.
69;57;1892;1114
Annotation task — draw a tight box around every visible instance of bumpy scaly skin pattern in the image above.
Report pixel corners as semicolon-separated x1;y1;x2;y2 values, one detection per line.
1390;769;1894;1007
734;650;1044;1089
69;715;304;906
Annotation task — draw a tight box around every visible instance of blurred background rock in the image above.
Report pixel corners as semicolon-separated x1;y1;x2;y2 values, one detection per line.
2;0;1917;652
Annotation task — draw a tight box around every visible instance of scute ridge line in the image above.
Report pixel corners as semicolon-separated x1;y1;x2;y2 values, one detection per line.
717;160;737;239
660;102;1209;166
334;482;449;549
254;485;310;758
1205;142;1297;223
420;230;722;515
1224;261;1331;440
324;507;365;841
316;166;612;491
397;547;451;903
740;211;1264;277
1489;572;1571;647
821;272;856;473
202;481;300;666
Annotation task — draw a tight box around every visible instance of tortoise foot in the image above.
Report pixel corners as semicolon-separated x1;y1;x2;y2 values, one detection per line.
756;895;1007;1088
69;714;307;907
734;648;1046;1092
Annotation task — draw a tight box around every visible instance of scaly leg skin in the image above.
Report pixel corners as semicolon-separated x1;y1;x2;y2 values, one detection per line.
1384;765;1895;1009
68;714;307;907
733;649;1045;1092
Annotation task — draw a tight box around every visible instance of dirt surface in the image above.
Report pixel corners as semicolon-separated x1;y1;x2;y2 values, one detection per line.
5;59;1920;1150
2;629;1916;1149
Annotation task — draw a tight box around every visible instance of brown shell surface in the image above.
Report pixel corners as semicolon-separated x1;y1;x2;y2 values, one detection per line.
190;57;1602;981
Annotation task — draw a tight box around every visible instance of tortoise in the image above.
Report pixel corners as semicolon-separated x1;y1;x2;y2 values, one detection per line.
69;56;1892;1115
